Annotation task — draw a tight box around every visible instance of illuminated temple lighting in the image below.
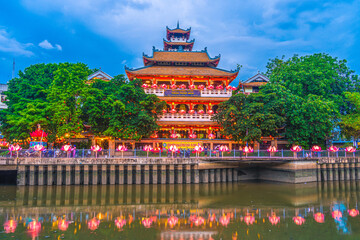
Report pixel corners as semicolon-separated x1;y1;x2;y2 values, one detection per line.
61;144;72;152
290;145;302;152
348;209;359;217
346;146;356;152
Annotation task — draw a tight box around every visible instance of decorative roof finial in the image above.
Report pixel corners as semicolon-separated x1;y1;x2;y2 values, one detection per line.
177;20;179;28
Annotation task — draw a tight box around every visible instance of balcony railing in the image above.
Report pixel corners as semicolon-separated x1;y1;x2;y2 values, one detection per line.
144;88;232;98
159;113;212;121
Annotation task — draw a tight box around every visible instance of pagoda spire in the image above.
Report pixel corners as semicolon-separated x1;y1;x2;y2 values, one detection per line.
164;23;194;51
177;20;179;28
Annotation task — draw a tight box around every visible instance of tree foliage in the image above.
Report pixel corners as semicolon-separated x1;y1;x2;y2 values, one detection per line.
339;92;360;141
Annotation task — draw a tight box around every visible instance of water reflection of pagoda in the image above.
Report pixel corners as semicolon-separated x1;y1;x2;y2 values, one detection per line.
125;23;239;150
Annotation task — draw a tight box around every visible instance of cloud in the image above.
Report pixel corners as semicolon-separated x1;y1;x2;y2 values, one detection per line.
39;39;62;51
21;0;360;81
0;29;33;56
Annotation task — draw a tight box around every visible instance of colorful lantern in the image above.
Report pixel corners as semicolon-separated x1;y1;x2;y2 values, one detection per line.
208;133;215;139
142;218;152;228
27;220;41;238
267;146;277;153
4;219;17;233
346;146;356;152
141;83;148;88
269;214;280;225
348;209;359;217
198;109;205;114
0;141;8;147
208;213;216;222
117;145;127;158
189;84;195;89
226;85;233;91
314;212;325;223
198;85;205;90
243;146;254;153
169;145;178;153
151;147;163;153
291;145;302;152
207;85;215;90
293;216;305;225
167;216;178;228
160;84;167;89
170;133;178;139
328;146;339;152
194;145;204;153
169;109;177;114
189;133;197;139
88;218;100;231
162;109;167;114
219;145;229;152
188;109;195;114
170;84;177;89
179;109;186;114
332;210;342;220
58;219;69;231
193;216;205;226
30;129;48;139
219;214;230;227
216;85;224;90
311;145;322;152
179;84;187;89
61;144;72;152
151;84;158;89
144;145;153;158
8;144;22;158
150;132;158;138
115;218;126;229
33;144;45;151
91;145;102;158
243;215;255;225
208;109;214;115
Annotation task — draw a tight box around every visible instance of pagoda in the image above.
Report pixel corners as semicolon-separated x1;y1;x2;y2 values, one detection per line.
125;23;239;150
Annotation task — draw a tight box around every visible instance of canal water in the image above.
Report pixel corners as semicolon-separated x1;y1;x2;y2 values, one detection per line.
0;182;359;239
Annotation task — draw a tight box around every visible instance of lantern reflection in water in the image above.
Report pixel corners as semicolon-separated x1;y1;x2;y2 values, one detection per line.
348;209;359;217
208;213;216;222
115;218;126;229
219;214;230;227
27;220;41;238
142;218;153;228
293;216;305;225
314;212;325;223
58;219;69;231
88;218;100;231
167;216;178;228
243;215;255;225
268;214;280;225
4;219;17;233
332;210;342;220
189;215;205;227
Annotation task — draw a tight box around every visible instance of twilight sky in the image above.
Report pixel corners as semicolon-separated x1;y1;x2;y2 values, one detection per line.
0;0;359;85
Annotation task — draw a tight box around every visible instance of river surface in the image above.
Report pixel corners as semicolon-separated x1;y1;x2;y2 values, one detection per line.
0;182;359;239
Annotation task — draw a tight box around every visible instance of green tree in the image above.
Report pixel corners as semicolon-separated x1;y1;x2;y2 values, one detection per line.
339;92;360;145
213;84;286;143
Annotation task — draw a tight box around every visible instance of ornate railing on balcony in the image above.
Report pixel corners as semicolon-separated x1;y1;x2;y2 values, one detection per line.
144;88;232;98
159;113;212;121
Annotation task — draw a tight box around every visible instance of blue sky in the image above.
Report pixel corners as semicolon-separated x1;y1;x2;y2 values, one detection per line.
0;0;359;85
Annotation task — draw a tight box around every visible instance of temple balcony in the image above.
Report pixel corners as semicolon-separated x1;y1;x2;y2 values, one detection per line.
158;113;213;121
144;88;233;98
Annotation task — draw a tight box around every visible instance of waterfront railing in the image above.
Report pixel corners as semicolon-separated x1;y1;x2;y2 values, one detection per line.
1;149;360;159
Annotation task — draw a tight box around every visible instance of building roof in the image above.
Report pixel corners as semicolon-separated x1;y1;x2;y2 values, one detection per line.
125;65;238;80
166;23;191;40
243;73;269;83
143;49;220;66
87;70;113;81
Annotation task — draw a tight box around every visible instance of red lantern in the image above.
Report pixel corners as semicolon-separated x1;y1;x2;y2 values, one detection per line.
167;216;178;228
216;85;224;90
346;146;356;152
329;146;339;152
189;84;195;89
219;214;230;227
198;109;205;114
170;84;177;89
117;145;127;152
162;109;167;114
189;133;197;139
207;85;214;90
267;146;277;152
226;85;233;90
150;132;158;138
179;109;186;114
160;84;167;89
170;133;178;139
170;109;177;114
293;216;305;225
208;110;214;115
348;209;359;217
61;144;72;152
314;212;324;223
194;145;204;153
208;133;215;139
311;145;322;152
141;83;148;88
269;214;280;225
179;84;187;89
143;145;153;152
169;145;178;153
291;145;302;152
243;146;254;153
151;84;158;89
198;85;205;90
188;109;195;114
219;145;229;152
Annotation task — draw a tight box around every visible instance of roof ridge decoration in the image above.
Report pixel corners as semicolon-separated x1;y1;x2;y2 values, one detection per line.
243;73;270;83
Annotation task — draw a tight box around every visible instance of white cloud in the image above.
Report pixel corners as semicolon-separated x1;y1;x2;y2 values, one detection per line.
39;40;62;51
38;39;53;49
0;29;33;56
